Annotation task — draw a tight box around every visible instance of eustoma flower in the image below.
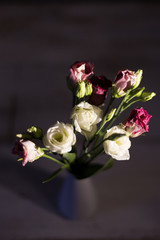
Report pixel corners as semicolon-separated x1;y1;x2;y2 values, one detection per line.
88;75;112;106
12;140;44;166
69;61;94;83
43;122;76;154
122;107;152;137
12;61;156;182
103;125;131;160
112;69;142;98
71;101;103;140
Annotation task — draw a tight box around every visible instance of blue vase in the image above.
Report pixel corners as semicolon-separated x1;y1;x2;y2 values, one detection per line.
57;172;98;219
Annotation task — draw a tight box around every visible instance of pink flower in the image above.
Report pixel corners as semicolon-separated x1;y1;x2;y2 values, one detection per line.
70;61;94;83
12;140;43;166
113;70;137;97
123;108;152;137
89;75;112;106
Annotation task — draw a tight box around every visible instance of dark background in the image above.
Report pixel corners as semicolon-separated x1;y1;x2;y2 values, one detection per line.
0;1;160;240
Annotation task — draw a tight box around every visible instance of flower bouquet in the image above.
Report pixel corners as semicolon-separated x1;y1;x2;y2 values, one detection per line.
13;61;156;183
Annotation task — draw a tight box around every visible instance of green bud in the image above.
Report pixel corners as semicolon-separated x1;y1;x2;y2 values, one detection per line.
132;69;143;89
140;91;156;102
16;133;32;140
76;81;86;99
85;82;93;96
126;87;145;103
27;126;43;139
105;108;116;122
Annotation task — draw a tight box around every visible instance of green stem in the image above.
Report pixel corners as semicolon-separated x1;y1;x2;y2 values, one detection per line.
84;96;114;151
96;96;114;135
87;146;104;163
43;154;65;166
122;99;140;111
88;135;113;157
104;90;132;132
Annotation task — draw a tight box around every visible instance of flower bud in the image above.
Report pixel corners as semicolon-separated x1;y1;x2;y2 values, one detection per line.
140;91;156;102
85;82;93;96
132;69;143;89
27;126;43;139
70;61;94;83
12;140;44;166
16;133;32;140
105;108;116;122
112;70;137;98
76;81;86;99
126;87;145;103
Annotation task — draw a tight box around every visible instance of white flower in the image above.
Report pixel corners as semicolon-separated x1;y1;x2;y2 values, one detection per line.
43;122;76;154
103;125;131;160
71;101;103;140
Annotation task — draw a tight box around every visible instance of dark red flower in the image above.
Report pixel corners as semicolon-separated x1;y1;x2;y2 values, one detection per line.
89;75;112;106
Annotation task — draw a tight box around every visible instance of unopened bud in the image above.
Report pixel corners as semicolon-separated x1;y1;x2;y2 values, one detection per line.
27;126;43;139
16;133;32;140
85;82;93;96
132;69;143;89
140;91;156;102
106;108;116;122
126;87;145;103
76;81;86;99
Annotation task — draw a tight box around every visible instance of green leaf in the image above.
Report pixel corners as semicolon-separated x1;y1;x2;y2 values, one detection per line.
42;167;64;183
102;157;113;171
63;152;76;163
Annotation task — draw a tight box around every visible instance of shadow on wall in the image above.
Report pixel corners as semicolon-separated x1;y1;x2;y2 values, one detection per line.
0;150;65;216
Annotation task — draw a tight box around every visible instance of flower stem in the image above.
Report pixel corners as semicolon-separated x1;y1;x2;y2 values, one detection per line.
104;90;132;132
41;148;50;151
43;154;65;166
96;96;115;135
122;99;140;111
85;96;114;150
